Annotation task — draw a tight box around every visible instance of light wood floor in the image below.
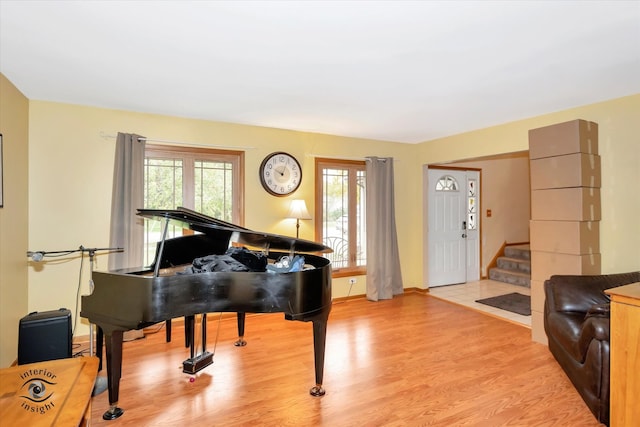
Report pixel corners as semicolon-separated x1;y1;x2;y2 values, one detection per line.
88;293;602;426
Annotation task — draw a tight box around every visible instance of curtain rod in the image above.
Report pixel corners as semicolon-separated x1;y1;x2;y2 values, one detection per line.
365;156;391;162
99;132;255;150
306;154;395;162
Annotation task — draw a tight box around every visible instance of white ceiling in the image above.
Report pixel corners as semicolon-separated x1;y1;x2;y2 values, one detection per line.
1;1;639;143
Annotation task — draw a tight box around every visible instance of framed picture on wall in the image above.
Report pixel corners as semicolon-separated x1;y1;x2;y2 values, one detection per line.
0;133;3;207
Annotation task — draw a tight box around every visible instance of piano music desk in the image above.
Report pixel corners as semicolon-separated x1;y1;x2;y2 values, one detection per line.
0;356;98;427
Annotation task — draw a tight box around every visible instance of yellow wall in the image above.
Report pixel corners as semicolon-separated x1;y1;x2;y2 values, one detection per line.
417;94;640;275
0;74;30;367
26;101;420;337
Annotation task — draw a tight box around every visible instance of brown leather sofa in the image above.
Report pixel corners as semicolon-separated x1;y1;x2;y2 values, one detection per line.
543;271;640;426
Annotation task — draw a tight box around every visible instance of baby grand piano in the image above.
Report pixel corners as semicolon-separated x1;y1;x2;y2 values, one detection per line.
81;207;332;420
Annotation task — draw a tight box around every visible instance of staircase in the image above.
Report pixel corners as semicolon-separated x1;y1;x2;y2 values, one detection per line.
489;244;531;287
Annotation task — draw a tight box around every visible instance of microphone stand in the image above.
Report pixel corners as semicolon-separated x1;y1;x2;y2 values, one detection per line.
80;246;124;357
26;245;124;356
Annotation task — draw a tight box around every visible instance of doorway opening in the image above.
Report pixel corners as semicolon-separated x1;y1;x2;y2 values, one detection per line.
423;151;531;289
425;167;480;287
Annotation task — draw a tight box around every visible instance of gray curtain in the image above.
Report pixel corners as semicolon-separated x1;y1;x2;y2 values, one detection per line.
365;157;403;301
108;132;146;270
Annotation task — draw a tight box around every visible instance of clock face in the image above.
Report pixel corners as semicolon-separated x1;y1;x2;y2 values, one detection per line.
259;152;302;196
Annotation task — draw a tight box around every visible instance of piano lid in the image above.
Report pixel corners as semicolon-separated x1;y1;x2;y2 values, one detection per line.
137;207;332;254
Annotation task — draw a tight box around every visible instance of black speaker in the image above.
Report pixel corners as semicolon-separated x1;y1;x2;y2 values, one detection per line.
18;308;72;365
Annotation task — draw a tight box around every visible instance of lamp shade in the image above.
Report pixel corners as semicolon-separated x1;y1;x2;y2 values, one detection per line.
286;199;312;220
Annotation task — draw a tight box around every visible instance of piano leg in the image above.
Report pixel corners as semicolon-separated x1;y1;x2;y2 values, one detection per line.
103;329;125;420
96;326;104;371
165;319;172;342
310;318;327;397
234;312;247;346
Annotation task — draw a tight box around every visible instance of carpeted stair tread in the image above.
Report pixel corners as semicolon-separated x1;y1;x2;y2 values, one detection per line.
497;256;531;273
504;245;531;260
489;267;531;287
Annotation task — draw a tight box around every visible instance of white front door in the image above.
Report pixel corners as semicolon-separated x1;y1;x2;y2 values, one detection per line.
427;168;480;287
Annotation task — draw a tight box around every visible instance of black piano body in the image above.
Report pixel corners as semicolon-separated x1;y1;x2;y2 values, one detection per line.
80;208;332;420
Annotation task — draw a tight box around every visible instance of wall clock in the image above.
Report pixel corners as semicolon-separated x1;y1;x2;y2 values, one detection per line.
259;152;302;196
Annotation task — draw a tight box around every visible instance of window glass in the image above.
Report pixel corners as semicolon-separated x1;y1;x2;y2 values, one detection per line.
316;159;366;275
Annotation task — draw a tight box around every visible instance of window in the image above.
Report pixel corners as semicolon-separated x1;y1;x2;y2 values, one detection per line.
435;175;459;191
143;145;243;265
315;158;366;276
467;178;477;230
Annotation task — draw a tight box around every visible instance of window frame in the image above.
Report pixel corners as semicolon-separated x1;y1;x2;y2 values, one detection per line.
315;158;367;277
143;144;244;265
144;144;245;224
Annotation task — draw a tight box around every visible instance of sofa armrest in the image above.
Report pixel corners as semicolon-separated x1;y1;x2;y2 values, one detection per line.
585;303;610;318
577;316;610;361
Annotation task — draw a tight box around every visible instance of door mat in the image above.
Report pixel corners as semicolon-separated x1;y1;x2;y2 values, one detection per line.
475;292;531;316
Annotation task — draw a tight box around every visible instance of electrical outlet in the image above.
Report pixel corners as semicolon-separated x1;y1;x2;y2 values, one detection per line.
348;278;357;285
